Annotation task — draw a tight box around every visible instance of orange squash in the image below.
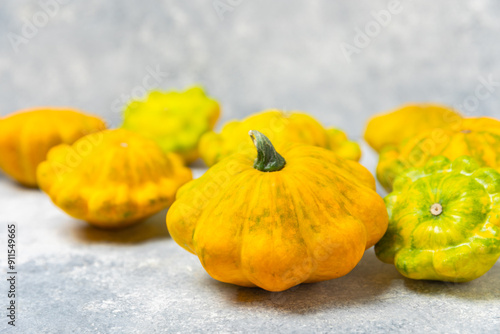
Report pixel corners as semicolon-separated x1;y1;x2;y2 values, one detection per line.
364;104;462;153
377;117;500;191
199;110;361;167
167;130;388;291
37;129;192;228
0;108;106;187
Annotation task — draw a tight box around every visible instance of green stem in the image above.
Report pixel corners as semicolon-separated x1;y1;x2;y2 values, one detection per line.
249;130;286;172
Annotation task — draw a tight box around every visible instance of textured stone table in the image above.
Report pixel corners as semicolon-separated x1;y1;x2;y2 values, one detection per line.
0;145;498;333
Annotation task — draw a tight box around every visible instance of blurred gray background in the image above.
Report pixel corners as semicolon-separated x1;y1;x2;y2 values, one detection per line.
0;0;499;139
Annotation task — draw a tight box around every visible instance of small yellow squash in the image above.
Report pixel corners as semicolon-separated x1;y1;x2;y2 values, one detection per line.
0;108;106;187
37;129;192;228
167;130;388;291
377;117;500;192
364;104;462;153
199;110;361;167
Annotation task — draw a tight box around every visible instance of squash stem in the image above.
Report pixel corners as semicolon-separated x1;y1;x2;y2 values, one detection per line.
249;130;286;172
430;203;443;216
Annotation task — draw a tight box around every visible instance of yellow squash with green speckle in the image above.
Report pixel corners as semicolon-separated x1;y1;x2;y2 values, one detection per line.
199;110;361;167
37;129;192;228
121;86;220;164
375;156;500;282
376;117;500;192
168;130;387;291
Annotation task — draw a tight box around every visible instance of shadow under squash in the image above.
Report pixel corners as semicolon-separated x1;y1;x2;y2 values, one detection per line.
403;262;500;301
201;249;500;314
202;249;399;315
71;208;170;244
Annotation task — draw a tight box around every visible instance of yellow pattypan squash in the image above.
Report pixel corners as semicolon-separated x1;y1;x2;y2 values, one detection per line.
376;156;500;282
167;130;388;291
377;117;500;192
364;104;462;153
0;107;106;187
121;86;220;164
199;110;361;167
37;129;192;228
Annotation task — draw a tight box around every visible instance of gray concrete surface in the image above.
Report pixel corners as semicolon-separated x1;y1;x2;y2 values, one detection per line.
1;0;500;333
0;146;499;333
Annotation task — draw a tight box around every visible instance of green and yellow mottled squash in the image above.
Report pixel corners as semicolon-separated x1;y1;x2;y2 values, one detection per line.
377;117;500;192
167;130;388;291
199;110;361;167
364;103;462;153
375;156;500;282
121;86;220;164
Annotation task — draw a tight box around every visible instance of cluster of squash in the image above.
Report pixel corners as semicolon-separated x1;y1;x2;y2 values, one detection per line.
0;93;499;291
365;104;500;282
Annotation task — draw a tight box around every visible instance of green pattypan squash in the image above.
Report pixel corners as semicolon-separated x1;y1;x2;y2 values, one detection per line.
121;86;220;164
375;155;500;282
